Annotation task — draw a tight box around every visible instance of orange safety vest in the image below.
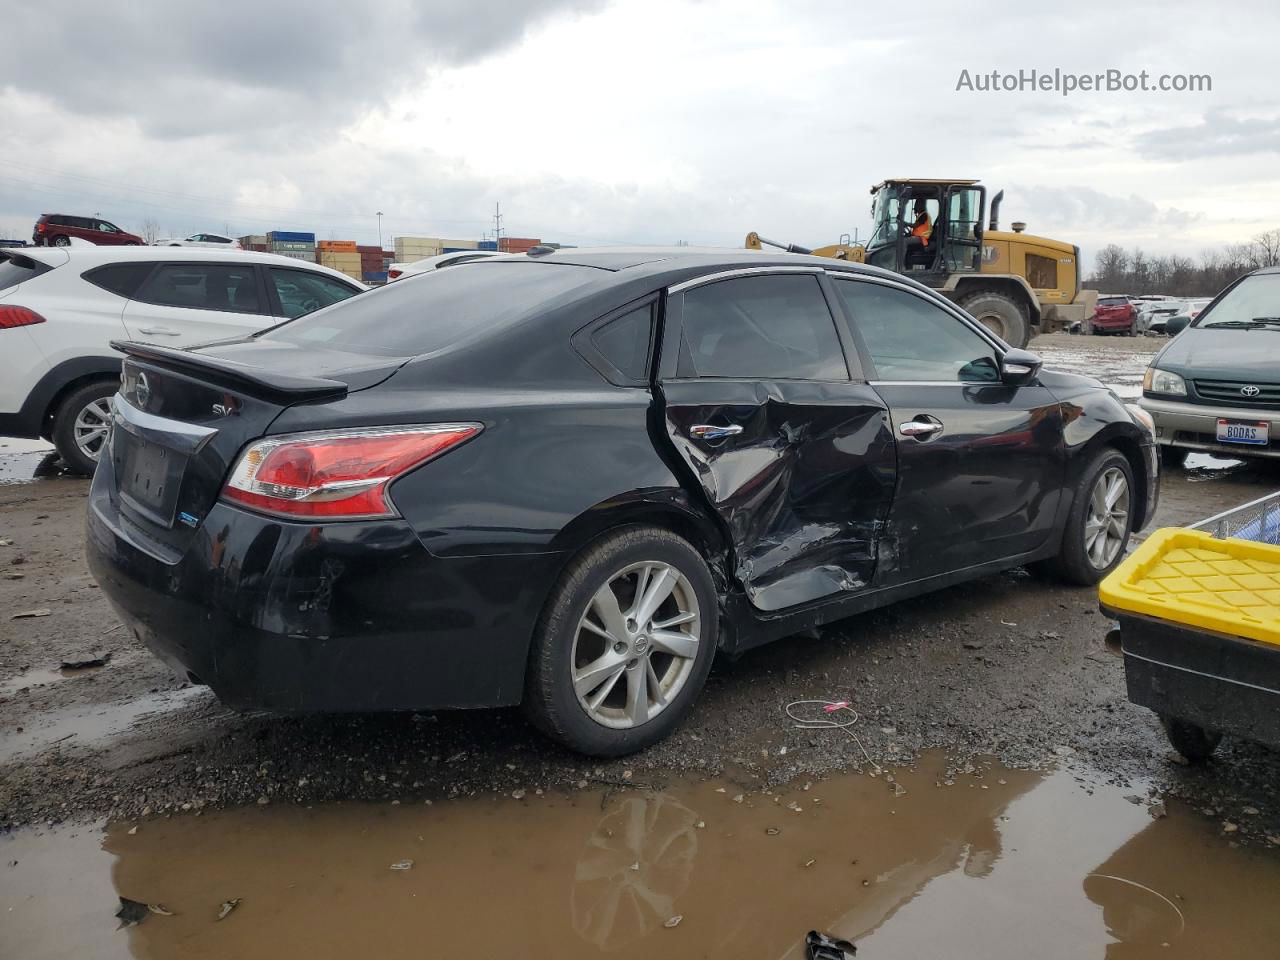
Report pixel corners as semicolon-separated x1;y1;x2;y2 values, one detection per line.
911;212;933;247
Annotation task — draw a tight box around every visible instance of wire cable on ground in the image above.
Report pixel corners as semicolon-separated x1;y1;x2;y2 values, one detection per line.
784;699;882;774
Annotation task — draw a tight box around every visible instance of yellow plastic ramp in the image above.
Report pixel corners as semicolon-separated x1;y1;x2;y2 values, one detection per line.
1099;527;1280;647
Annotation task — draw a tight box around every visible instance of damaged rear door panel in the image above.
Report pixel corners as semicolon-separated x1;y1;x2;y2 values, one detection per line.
658;270;897;612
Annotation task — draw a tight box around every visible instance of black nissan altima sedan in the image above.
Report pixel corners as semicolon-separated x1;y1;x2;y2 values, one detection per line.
87;248;1159;755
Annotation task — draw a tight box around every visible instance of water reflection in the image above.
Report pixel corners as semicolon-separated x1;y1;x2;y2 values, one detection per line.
1;755;1278;960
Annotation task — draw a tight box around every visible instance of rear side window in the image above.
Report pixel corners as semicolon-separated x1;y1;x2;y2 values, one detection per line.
590;303;654;382
0;254;50;292
267;267;359;319
136;263;263;314
678;274;848;380
83;262;154;298
270;262;599;357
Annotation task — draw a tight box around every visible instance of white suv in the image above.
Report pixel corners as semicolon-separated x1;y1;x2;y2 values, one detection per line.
0;246;364;474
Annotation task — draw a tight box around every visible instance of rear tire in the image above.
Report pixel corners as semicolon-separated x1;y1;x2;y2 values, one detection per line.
957;291;1030;348
51;380;117;475
1160;715;1222;763
1160;446;1189;469
1040;447;1135;585
51;235;71;247
524;526;718;756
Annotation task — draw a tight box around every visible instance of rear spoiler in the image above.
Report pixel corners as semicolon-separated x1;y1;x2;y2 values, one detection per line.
110;340;349;403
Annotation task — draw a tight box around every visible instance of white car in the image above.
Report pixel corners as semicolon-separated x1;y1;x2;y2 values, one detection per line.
153;232;242;249
0;246;365;474
387;249;503;281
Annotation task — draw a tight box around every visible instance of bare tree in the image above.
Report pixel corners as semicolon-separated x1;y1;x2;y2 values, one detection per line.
140;218;161;245
1252;228;1280;268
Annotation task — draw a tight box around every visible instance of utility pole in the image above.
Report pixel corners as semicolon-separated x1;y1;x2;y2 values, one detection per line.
493;203;504;245
376;211;384;250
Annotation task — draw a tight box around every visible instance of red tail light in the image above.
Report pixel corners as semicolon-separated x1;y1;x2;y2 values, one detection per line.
222;424;481;519
0;306;47;329
35;222;46;233
387;268;403;279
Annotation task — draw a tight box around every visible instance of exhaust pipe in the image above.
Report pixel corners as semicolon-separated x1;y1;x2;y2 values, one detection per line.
988;190;1004;231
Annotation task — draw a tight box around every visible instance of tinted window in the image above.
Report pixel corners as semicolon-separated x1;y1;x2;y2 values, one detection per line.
96;221;120;233
0;254;50;292
1099;297;1129;307
834;279;999;382
679;274;847;380
270;262;598;357
591;303;653;381
84;262;154;298
268;268;359;319
137;263;262;313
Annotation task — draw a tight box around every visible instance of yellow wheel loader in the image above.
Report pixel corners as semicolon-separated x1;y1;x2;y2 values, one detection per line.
746;179;1096;348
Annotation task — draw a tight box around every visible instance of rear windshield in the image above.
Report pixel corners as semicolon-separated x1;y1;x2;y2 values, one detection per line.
1198;274;1280;328
267;261;600;357
1098;297;1128;307
0;254;50;292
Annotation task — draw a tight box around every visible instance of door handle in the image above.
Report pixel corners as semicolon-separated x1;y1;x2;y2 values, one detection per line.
138;326;181;336
689;424;744;441
899;420;944;439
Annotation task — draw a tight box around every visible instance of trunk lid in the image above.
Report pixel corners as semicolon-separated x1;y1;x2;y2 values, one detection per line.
104;338;408;556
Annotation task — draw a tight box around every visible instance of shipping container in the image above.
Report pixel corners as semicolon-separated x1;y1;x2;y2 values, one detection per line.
477;240;498;251
318;240;358;252
362;271;389;283
268;230;316;243
239;234;269;246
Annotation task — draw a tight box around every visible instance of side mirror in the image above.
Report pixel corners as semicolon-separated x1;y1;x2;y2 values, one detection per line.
1166;314;1190;335
1000;348;1042;386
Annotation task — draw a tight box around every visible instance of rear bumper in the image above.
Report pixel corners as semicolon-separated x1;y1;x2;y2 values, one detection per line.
1108;610;1280;748
86;467;566;712
1139;395;1280;460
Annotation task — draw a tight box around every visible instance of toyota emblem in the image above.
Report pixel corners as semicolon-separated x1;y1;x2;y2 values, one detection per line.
1241;385;1261;398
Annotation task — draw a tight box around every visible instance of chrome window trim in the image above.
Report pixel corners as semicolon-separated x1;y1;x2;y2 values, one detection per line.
823;269;1009;355
869;380;1003;387
666;264;823;295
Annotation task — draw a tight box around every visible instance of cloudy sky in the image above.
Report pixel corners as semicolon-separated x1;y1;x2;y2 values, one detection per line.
1;0;1276;271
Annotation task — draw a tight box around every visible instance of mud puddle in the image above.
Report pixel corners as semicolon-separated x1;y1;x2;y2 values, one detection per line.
0;440;72;485
0;660;110;698
3;753;1278;960
0;685;210;763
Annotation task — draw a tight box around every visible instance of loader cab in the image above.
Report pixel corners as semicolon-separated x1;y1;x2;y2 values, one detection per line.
864;179;986;287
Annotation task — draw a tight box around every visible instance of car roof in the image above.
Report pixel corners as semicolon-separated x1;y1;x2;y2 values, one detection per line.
13;245;367;288
481;245;906;279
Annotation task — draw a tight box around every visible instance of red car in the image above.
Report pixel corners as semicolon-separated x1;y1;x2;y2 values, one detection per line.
32;214;144;247
1091;296;1137;335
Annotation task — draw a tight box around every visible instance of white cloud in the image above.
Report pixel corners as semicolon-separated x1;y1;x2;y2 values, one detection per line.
1;0;1277;255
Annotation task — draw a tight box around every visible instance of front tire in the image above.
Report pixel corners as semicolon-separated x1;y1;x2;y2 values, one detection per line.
957;291;1030;348
51;380;116;475
524;526;718;756
1041;447;1135;585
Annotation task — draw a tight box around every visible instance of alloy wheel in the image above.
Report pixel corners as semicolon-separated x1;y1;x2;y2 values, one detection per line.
73;397;113;462
53;235;71;247
1084;466;1129;569
571;561;701;730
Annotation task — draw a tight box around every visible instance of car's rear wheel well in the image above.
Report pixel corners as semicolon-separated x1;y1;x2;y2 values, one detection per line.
42;371;119;438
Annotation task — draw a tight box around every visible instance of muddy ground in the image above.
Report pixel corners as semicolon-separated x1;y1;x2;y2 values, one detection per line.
2;332;1278;851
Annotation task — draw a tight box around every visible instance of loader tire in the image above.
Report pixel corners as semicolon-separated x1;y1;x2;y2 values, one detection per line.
958;291;1030;348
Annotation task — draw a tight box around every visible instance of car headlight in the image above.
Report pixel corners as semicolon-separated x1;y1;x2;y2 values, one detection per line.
1142;367;1187;396
1125;403;1155;435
